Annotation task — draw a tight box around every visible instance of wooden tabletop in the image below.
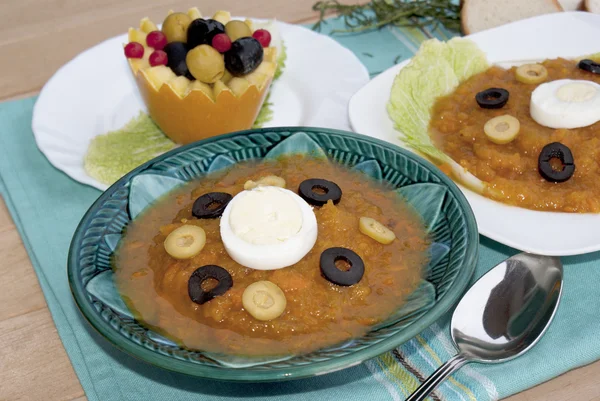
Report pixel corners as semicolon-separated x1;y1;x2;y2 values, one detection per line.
1;0;599;400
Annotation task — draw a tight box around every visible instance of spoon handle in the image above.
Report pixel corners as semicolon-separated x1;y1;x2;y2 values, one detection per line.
405;354;469;401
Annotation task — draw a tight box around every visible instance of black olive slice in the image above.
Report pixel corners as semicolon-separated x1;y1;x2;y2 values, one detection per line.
192;192;232;219
538;142;575;183
475;88;510;109
578;59;600;75
320;247;365;286
298;179;342;206
188;265;233;305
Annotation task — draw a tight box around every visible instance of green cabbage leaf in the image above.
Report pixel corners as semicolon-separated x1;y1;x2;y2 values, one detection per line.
387;38;489;192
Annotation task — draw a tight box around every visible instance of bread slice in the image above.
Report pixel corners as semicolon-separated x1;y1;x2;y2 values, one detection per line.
558;0;584;10
461;0;563;35
585;0;600;12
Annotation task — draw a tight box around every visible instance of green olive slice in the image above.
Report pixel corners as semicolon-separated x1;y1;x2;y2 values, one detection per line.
164;225;206;259
359;217;396;245
244;175;286;190
515;64;548;84
484;115;520;144
242;281;287;321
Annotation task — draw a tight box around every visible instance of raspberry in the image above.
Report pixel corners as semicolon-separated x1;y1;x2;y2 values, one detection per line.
252;29;271;47
211;33;232;53
124;42;144;58
149;50;168;66
146;31;168;51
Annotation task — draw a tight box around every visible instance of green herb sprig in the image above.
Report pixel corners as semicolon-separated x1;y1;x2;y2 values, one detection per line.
312;0;460;34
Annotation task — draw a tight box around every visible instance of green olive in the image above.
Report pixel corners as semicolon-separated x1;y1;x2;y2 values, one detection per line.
484;115;520;144
163;225;206;259
359;217;396;244
186;45;225;84
225;20;252;42
242;281;287;321
515;63;548;84
161;12;192;43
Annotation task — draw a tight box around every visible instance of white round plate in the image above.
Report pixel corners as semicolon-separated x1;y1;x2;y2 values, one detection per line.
32;20;369;191
349;12;600;256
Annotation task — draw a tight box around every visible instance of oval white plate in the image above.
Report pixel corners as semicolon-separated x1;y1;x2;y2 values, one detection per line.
349;12;600;256
32;20;369;191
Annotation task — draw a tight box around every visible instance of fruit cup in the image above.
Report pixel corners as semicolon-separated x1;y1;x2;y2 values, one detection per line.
125;9;277;145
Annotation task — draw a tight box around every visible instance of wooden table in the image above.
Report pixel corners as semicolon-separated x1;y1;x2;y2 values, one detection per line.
1;0;599;400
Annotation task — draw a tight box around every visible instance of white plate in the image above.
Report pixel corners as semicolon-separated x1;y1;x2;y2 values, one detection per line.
349;12;600;256
32;21;369;191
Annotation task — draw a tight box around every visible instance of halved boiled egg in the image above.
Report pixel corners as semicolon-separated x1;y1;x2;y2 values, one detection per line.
220;186;317;270
530;79;600;129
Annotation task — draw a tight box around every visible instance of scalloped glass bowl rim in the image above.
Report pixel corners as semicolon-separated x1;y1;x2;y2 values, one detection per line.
68;126;479;382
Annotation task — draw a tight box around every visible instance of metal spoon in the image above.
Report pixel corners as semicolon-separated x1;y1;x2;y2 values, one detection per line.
407;252;563;401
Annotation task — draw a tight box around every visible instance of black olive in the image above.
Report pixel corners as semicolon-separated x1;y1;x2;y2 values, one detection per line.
538;142;575;183
224;37;264;76
320;247;365;286
298;178;342;206
188;265;233;305
578;59;600;75
187;18;225;48
164;42;191;77
192;192;232;219
475;88;510;109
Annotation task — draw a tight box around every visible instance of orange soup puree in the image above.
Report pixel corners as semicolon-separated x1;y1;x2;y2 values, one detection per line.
430;58;600;213
114;155;430;356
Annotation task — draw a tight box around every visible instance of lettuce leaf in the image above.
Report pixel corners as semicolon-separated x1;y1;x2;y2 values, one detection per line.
575;52;600;62
387;39;462;163
387;57;457;163
252;92;273;129
253;39;286;128
444;37;490;82
84;112;176;185
274;41;287;80
387;38;489;192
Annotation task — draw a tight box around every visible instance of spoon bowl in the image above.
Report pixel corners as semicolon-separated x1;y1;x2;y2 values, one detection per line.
407;253;563;401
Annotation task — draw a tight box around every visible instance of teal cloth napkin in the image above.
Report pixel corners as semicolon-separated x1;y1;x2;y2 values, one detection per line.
2;17;600;401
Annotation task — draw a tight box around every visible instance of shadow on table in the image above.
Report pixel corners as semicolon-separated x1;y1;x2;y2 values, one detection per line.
76;311;371;397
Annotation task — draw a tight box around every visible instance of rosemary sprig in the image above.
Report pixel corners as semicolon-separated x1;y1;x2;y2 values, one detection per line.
312;0;460;34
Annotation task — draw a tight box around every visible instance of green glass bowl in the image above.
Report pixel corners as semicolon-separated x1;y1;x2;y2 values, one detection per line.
68;127;478;381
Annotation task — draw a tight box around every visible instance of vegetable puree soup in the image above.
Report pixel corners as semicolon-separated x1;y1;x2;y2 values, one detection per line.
115;155;430;356
430;58;600;213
